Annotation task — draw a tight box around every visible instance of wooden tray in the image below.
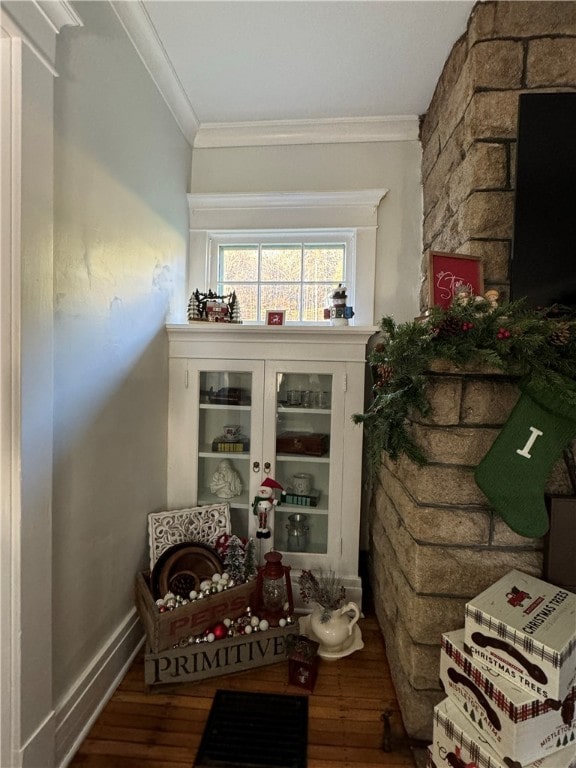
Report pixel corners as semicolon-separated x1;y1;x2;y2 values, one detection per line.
150;541;223;599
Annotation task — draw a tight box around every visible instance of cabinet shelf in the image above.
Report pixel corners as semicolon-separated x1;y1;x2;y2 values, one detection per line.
199;403;252;411
276;454;330;463
198;489;251;508
277;405;331;415
199;449;250;459
283;502;328;514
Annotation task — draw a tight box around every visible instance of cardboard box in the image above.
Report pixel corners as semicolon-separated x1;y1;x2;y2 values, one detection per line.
431;698;576;768
144;624;295;685
440;629;576;766
135;571;258;654
464;569;576;704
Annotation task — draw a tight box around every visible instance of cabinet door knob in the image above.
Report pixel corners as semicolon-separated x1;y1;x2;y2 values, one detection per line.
264;462;271;474
252;461;260;472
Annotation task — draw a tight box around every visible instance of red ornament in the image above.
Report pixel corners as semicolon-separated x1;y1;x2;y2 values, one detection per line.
212;622;228;640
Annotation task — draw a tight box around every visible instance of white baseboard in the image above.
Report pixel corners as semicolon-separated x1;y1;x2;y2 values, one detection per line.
54;608;144;768
18;709;56;768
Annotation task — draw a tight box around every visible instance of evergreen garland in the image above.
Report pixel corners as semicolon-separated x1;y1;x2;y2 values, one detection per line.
353;298;576;474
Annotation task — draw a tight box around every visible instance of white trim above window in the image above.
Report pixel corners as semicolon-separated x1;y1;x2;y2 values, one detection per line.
193;116;420;149
187;189;387;326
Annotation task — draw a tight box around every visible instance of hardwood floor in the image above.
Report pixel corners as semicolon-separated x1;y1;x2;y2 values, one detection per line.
69;613;419;768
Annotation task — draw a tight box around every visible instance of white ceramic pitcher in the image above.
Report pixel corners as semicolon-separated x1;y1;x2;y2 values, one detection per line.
309;601;360;653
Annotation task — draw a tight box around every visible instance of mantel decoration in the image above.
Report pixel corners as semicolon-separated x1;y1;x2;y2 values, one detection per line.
188;289;241;323
353;295;576;539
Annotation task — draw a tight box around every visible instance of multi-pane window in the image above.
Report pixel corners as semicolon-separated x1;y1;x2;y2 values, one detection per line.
211;232;351;323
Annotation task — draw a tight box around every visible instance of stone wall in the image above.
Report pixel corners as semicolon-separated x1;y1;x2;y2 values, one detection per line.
370;1;576;743
420;0;576;309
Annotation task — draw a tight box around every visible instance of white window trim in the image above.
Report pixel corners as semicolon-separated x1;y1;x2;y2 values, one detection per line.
187;189;388;326
208;230;354;325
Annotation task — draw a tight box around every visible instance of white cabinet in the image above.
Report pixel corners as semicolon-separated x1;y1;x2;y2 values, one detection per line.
166;324;375;604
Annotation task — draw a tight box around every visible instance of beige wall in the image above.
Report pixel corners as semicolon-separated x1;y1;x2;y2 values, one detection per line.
2;2;192;761
52;0;191;735
190;140;424;324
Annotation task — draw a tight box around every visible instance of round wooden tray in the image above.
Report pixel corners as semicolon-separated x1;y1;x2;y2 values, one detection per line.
151;541;223;599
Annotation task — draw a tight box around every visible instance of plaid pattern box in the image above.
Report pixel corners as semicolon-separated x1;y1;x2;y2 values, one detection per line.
431;698;576;768
441;629;576;766
464;569;576;704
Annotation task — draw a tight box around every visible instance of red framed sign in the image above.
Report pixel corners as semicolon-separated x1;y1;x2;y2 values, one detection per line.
266;310;285;326
428;251;484;309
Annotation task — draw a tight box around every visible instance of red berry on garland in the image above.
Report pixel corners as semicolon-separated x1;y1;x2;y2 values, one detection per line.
497;327;511;339
212;622;228;640
462;322;474;331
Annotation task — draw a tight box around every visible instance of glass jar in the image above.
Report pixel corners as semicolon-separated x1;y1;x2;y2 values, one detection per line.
286;513;309;552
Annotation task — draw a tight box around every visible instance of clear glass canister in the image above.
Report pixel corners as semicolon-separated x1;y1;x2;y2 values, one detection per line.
286;513;309;552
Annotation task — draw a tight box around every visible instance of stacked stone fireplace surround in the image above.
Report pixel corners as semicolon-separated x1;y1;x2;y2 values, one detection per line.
369;2;576;742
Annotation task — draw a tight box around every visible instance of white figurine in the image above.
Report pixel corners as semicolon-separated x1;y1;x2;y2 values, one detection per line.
210;459;242;499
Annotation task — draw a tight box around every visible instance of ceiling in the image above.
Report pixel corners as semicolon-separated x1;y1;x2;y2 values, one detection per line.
138;0;475;140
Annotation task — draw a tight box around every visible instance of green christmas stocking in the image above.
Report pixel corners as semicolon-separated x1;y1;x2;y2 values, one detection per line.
474;374;576;538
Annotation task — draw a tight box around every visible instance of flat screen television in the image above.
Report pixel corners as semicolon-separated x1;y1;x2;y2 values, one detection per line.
510;92;576;312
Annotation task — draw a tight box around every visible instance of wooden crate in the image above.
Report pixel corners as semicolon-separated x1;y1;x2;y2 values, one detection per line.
135;571;258;654
276;432;329;456
145;624;295;685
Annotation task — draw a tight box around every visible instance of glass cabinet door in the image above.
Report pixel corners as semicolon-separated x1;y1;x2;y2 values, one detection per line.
264;362;345;569
194;362;264;539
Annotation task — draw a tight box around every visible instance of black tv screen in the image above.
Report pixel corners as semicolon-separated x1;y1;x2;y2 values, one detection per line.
510;92;576;311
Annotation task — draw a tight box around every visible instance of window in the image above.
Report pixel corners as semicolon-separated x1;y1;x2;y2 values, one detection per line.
187;190;387;326
209;231;352;324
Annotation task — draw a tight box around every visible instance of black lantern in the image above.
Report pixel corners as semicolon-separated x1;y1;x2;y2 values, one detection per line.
256;550;294;626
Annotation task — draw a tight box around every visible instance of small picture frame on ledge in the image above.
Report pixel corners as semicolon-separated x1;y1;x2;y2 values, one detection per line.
266;310;285;326
428;251;484;309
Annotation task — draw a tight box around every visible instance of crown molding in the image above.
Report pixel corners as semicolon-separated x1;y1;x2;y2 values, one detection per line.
193;115;420;148
2;1;82;75
187;189;388;232
35;1;83;34
109;0;199;146
188;189;388;212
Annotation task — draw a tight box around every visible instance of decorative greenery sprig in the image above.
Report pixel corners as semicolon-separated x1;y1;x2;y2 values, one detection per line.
353;298;576;473
298;569;346;622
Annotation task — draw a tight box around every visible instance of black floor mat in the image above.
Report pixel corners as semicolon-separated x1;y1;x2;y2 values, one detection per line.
194;689;308;768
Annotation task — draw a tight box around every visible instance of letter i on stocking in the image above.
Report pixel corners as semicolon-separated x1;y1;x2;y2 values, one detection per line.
516;427;544;459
